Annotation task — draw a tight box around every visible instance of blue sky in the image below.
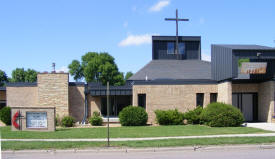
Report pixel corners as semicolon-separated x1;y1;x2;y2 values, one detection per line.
0;0;275;81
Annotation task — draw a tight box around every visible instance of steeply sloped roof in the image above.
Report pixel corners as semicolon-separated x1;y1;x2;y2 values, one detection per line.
213;44;274;50
129;60;212;81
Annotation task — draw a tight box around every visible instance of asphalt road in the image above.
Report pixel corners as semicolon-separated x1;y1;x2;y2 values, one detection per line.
2;146;275;159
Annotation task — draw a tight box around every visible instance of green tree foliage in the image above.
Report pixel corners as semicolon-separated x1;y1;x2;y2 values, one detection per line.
11;68;37;82
68;60;83;81
24;69;37;82
0;69;8;86
68;52;125;86
125;71;133;80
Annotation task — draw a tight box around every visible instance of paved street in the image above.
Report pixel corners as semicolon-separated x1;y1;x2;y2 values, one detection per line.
3;145;275;159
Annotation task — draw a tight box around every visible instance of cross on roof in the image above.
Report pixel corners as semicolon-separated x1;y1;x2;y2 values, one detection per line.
165;9;189;56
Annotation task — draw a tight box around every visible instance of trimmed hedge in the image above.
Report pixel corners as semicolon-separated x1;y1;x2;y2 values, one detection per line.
119;106;148;126
184;106;203;124
155;109;183;125
61;116;75;127
200;102;244;127
0;107;11;125
89;111;103;126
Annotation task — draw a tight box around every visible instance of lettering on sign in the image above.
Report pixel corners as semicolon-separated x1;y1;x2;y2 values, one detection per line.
240;62;267;74
26;112;47;128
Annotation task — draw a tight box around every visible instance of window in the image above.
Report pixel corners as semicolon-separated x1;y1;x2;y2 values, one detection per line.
0;100;6;110
210;93;218;103
167;42;175;54
196;93;204;107
138;94;146;109
178;42;185;55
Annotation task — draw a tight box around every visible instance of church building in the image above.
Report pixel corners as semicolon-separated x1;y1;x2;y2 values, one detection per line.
1;34;275;126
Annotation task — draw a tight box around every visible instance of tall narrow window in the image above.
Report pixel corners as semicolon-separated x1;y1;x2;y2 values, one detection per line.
178;42;185;55
138;94;146;109
167;42;175;54
210;93;218;103
196;93;204;107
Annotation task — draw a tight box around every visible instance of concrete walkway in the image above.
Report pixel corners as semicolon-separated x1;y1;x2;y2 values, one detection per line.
2;133;275;142
245;122;275;131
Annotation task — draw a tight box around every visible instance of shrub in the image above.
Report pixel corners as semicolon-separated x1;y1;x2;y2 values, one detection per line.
184;106;203;124
0;107;11;125
89;111;103;126
119;106;148;126
155;109;183;125
200;102;244;127
61;116;75;127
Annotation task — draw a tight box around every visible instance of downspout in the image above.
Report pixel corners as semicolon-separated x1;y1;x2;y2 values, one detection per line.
82;84;88;124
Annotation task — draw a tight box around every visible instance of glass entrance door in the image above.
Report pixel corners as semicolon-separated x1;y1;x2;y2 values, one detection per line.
232;93;258;122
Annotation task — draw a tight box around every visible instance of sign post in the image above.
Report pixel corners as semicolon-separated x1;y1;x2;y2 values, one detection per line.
107;81;110;147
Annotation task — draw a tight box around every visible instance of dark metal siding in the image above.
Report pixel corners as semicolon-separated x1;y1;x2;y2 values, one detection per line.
152;36;201;60
211;45;233;81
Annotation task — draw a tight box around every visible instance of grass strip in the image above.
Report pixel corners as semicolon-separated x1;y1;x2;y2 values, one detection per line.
2;137;275;150
0;125;271;139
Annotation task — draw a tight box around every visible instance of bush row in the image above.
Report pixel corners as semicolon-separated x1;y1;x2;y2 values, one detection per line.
154;102;244;127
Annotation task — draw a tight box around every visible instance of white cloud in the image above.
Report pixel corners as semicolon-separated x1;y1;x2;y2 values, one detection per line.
118;34;153;47
56;66;69;73
149;0;170;12
201;53;211;61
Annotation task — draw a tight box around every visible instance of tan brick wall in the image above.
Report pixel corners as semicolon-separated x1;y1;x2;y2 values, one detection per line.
38;73;69;118
6;87;38;107
258;81;275;122
0;90;6;101
88;95;101;117
133;84;217;124
232;84;259;93
11;107;55;131
69;85;85;122
217;81;232;104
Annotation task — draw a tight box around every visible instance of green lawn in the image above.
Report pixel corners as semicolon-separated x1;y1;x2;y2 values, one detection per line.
2;137;275;150
0;125;271;139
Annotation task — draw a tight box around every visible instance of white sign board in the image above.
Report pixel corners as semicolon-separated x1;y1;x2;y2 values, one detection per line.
26;112;47;128
240;62;267;74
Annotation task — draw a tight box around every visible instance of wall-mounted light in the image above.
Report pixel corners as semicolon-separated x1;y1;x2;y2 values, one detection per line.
256;52;262;57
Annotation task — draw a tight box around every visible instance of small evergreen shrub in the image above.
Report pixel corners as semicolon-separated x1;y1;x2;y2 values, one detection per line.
155;109;183;125
184;106;203;124
119;106;148;126
61;116;75;127
0;107;11;125
200;102;244;127
89;111;103;126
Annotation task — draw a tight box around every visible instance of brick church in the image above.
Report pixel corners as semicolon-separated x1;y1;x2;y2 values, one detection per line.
1;34;275;127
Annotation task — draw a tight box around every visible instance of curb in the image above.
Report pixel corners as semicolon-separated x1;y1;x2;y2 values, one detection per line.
3;144;275;154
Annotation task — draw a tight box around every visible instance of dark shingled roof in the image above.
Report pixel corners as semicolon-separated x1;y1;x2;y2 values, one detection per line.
129;60;212;81
213;44;275;50
5;82;37;87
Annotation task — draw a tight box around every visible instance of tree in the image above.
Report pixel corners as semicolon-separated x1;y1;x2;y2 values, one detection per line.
68;52;125;86
24;69;37;82
125;71;133;80
68;60;83;81
11;68;25;82
11;68;37;82
0;69;8;86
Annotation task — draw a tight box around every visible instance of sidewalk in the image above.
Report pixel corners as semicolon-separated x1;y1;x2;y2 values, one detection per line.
2;133;275;142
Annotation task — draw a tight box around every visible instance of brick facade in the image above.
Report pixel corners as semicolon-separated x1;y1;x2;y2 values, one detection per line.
0;90;6;101
37;73;69;117
132;84;218;124
7;87;38;107
69;85;85;122
217;81;232;104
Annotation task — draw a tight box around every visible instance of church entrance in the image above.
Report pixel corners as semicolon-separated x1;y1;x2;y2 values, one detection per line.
100;95;132;117
232;93;258;122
